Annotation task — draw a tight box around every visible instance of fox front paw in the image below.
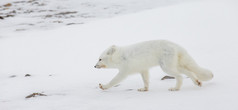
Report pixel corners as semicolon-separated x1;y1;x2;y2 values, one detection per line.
169;88;180;91
137;87;148;92
99;83;107;90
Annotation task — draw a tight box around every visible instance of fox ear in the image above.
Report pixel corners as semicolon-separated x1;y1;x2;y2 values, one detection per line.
107;45;116;55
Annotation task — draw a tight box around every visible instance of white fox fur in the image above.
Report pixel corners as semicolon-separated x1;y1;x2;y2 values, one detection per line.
95;40;213;91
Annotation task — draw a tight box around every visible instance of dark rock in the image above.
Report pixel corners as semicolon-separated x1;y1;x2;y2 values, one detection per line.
66;22;84;25
9;75;17;78
55;11;77;16
3;8;9;10
24;10;34;14
27;0;36;3
14;1;27;4
10;10;16;14
4;3;12;7
16;29;26;31
25;74;31;77
38;10;47;13
25;93;47;98
161;76;175;80
53;21;63;23
45;15;52;18
6;15;14;17
0;16;4;19
66;23;76;25
17;8;22;11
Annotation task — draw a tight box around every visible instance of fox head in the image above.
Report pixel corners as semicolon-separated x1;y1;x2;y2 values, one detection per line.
94;45;119;69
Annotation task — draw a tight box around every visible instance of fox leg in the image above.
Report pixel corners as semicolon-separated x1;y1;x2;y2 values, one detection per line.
99;72;127;90
138;70;149;92
161;65;183;91
178;68;202;87
159;51;183;91
169;75;183;91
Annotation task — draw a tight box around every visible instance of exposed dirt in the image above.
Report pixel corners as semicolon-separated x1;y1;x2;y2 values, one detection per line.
25;93;47;98
161;76;175;80
0;0;81;31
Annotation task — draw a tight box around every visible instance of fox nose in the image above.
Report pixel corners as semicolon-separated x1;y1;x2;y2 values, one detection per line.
94;65;96;68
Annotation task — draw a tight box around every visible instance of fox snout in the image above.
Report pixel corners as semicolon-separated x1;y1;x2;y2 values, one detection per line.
94;63;106;69
94;65;100;68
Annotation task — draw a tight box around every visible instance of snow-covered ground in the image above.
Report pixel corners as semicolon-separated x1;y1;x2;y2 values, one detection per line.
0;0;193;33
1;0;238;110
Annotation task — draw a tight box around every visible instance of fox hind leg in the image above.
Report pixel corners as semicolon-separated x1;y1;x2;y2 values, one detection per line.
160;60;183;91
159;50;184;91
169;75;183;91
178;67;202;87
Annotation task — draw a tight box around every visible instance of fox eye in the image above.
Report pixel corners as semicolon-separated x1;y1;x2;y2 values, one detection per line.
99;59;102;61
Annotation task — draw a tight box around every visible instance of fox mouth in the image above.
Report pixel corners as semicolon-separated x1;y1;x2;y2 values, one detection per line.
94;65;106;69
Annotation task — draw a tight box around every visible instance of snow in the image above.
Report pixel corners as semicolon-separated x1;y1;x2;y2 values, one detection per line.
0;0;193;34
1;0;238;110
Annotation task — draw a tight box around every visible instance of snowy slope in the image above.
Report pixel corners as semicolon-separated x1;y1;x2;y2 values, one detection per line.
0;0;194;34
1;0;238;110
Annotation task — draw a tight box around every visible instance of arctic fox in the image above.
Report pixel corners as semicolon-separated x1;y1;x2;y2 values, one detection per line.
94;40;213;91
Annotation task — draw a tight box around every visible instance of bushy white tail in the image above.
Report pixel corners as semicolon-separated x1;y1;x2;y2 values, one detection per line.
179;51;213;81
189;66;213;81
